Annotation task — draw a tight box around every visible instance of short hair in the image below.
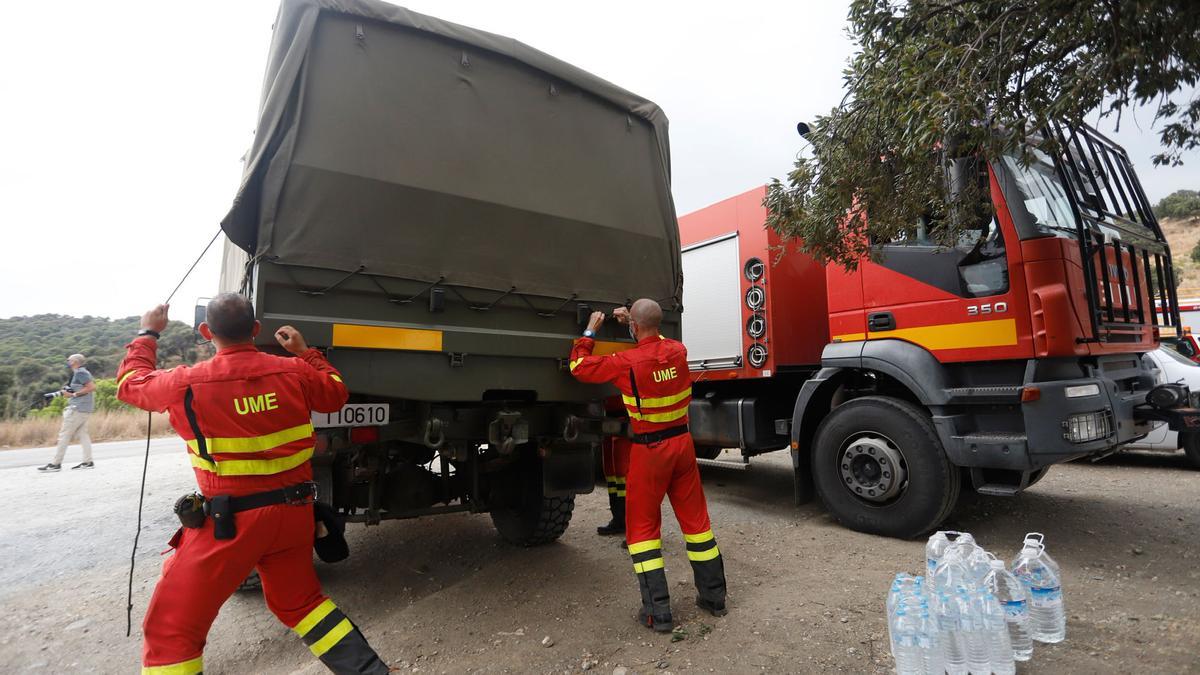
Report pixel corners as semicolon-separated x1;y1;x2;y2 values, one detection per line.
206;293;256;341
68;354;86;365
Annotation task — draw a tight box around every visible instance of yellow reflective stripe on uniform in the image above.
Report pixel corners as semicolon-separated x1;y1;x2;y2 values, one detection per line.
614;477;626;485
569;357;585;372
142;656;203;675
687;546;721;562
118;370;141;387
294;599;337;637
330;373;343;383
683;529;714;544
622;386;692;409
627;407;689;423
185;423;314;454
633;557;665;574
615;489;626;497
628;539;662;555
190;447;314;476
309;618;354;657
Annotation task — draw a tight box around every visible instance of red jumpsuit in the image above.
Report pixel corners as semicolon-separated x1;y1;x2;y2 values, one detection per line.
599;396;631;534
570;334;727;627
117;338;387;674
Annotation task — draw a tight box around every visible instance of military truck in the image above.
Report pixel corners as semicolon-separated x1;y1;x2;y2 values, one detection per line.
217;0;681;545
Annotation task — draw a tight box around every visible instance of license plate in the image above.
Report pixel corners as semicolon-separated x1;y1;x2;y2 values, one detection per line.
312;403;389;428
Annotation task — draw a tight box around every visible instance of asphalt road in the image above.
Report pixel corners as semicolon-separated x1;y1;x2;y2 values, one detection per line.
0;441;1197;673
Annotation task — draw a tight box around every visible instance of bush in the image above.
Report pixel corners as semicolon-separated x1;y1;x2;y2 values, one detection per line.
1155;189;1200;220
1192;241;1200;264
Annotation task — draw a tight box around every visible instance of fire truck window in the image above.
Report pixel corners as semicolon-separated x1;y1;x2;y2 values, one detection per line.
997;149;1078;240
876;215;1008;298
957;216;1009;297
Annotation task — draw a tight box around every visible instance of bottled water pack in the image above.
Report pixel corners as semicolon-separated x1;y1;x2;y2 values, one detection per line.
886;530;1065;674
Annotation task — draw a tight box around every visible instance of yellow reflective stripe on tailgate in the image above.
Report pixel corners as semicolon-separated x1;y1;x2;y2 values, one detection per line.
185;423;314;454
332;324;442;352
190;447;313;476
294;599;337;637
627;407;689;423
142;656;203;675
622;386;692;409
309;618;354;657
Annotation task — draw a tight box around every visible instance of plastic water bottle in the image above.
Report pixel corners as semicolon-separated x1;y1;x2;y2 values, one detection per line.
891;607;923;675
935;591;968;675
963;546;994;583
981;591;1015;675
917;607;944;675
959;590;990;674
1011;533;1066;643
926;531;976;575
932;555;973;594
983;559;1033;660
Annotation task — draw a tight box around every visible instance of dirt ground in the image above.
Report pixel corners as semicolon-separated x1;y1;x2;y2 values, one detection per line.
1;442;1198;674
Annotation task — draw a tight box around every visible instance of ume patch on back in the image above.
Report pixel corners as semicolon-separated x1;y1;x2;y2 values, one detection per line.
234;392;280;415
652;367;679;383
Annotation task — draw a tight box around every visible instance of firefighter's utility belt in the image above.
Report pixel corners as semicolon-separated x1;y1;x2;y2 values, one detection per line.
631;425;689;446
173;482;317;540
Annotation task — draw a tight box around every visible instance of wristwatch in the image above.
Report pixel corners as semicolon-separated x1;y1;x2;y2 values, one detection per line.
137;328;161;339
582;329;595;338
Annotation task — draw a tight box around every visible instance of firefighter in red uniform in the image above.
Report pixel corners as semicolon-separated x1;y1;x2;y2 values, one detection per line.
597;397;630;537
569;299;728;632
117;294;388;675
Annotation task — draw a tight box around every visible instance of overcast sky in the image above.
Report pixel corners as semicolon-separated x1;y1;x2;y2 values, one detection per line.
1;1;1196;322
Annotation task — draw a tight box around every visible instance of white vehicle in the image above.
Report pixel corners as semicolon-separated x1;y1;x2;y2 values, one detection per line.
1125;347;1200;468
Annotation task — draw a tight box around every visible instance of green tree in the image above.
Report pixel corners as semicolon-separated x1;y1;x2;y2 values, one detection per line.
766;0;1200;266
1156;189;1200;220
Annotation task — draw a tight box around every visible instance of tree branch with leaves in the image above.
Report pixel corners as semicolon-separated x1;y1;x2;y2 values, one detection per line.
766;0;1200;266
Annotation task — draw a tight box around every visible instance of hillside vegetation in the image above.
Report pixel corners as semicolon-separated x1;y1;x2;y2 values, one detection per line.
1156;190;1200;294
0;315;211;418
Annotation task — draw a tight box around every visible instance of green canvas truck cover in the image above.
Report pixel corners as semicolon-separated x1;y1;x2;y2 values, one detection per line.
221;0;681;307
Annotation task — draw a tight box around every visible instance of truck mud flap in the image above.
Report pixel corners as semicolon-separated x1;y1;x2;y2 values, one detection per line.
542;443;595;497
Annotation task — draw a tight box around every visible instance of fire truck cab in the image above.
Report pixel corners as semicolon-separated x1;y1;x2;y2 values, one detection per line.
681;124;1198;538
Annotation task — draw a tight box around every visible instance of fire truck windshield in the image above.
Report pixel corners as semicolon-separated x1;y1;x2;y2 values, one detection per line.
995;147;1079;240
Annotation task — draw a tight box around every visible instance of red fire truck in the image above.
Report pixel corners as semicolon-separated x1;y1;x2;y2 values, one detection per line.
680;124;1197;538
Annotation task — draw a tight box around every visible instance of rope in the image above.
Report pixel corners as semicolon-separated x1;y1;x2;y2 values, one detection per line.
127;227;223;637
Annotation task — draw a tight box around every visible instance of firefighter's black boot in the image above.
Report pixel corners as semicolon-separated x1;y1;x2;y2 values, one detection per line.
629;540;673;632
298;606;389;674
597;489;626;536
686;529;728;617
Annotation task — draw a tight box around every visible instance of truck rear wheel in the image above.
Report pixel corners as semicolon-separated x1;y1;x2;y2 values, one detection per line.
1181;433;1200;469
489;460;576;546
695;445;723;460
811;396;959;539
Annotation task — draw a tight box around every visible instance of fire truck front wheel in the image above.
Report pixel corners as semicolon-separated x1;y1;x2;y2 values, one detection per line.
811;396;959;539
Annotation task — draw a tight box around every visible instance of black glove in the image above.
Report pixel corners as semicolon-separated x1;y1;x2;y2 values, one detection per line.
313;501;349;563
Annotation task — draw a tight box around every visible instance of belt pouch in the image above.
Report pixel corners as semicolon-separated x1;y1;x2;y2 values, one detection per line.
209;495;237;540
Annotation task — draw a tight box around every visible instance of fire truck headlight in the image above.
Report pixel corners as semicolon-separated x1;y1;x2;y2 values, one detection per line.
1062;410;1112;443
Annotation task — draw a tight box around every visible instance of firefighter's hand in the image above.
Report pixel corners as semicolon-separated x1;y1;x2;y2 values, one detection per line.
612;306;631;325
141;304;169;333
275;325;309;355
587;311;606;334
